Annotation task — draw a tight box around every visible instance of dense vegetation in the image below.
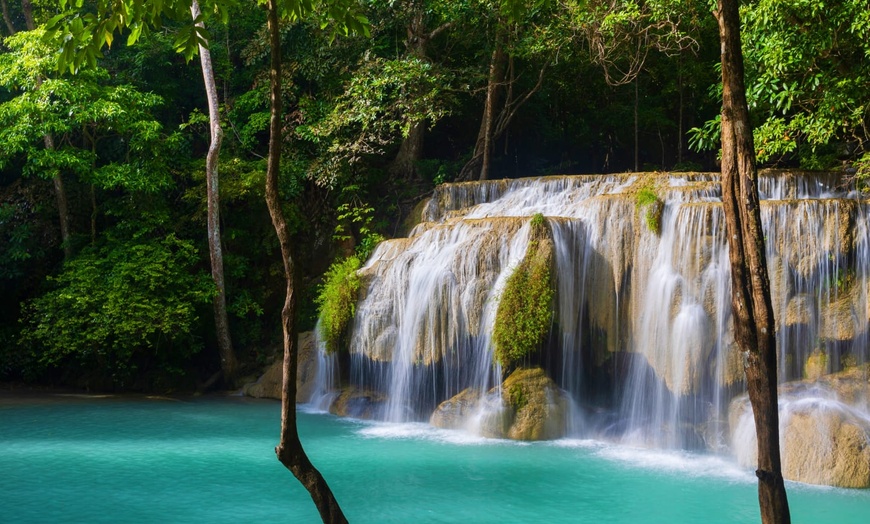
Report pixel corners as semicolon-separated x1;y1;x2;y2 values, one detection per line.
1;0;867;391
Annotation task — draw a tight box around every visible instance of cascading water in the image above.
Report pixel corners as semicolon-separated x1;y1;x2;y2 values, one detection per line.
315;170;870;472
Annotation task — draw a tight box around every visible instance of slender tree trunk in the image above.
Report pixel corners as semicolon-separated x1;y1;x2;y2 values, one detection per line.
634;77;639;172
479;33;506;181
21;0;32;30
24;1;72;261
716;2;790;523
44;134;72;260
191;0;238;383
264;3;347;522
1;0;16;35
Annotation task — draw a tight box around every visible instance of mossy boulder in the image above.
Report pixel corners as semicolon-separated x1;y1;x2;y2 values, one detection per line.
501;368;571;441
429;368;571;441
492;216;556;367
242;331;318;402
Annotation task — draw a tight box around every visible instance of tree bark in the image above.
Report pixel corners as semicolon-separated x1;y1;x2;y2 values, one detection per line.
21;0;31;30
716;1;791;523
23;0;72;261
44;124;72;261
191;0;238;383
264;2;347;522
1;0;16;35
479;33;506;181
458;29;507;182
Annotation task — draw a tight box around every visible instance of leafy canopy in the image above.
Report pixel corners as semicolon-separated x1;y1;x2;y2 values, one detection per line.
45;0;370;71
0;29;171;192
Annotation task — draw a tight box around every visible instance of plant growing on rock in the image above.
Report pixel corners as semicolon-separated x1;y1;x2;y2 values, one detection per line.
316;256;362;353
635;184;664;235
492;215;555;368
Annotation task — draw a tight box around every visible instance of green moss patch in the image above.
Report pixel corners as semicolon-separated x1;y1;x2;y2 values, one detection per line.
492;216;556;368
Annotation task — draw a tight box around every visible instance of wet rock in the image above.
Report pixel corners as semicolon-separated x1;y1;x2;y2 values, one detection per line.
730;375;870;488
242;331;318;402
429;368;571;441
502;368;571;441
430;388;480;430
329;386;388;419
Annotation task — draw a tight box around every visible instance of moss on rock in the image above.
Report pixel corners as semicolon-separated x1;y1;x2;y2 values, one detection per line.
492;216;556;368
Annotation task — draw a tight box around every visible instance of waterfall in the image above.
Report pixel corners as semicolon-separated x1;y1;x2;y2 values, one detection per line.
318;170;869;455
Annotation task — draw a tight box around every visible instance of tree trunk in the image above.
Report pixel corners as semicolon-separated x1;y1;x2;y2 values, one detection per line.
24;1;72;261
264;2;347;522
1;0;16;35
479;33;506;181
191;0;238;383
21;0;32;30
44;134;72;261
716;2;791;523
389;120;424;180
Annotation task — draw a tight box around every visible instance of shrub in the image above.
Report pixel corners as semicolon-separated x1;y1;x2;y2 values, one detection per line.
21;232;213;388
316;256;362;353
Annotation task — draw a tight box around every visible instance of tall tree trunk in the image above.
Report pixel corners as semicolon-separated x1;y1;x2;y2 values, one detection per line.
458;29;507;182
20;0;31;30
716;2;791;523
1;0;16;35
265;2;347;522
479;33;506;181
43;120;72;261
23;1;72;261
191;0;238;383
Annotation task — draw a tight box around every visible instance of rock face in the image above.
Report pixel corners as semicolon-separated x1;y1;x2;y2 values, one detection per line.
242;331;319;402
730;379;870;488
430;367;570;441
329;387;387;419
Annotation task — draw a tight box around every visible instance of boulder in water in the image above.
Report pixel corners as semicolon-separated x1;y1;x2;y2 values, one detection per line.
329;386;387;419
502;368;571;441
429;368;571;441
430;388;480;430
730;383;870;488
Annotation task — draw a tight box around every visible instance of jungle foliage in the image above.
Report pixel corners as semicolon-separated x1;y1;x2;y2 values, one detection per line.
0;0;865;390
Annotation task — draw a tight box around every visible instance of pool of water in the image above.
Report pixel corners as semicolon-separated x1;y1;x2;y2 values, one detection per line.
1;394;867;523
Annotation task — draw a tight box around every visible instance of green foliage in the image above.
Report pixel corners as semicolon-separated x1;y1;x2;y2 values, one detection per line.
316;255;361;353
493;219;555;368
45;0;369;73
302;55;456;186
0;29;171;191
21;226;213;388
635;184;663;234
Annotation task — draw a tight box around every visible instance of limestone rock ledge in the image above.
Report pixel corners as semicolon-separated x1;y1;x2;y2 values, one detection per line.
431;367;571;441
730;377;870;488
242;331;319;402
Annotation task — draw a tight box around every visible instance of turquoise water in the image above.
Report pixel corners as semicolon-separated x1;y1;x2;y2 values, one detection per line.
1;395;867;523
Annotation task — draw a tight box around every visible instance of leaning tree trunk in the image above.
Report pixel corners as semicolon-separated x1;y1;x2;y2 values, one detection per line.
264;2;347;523
716;1;791;523
190;0;238;383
